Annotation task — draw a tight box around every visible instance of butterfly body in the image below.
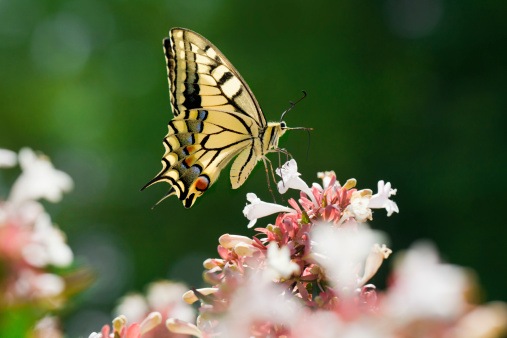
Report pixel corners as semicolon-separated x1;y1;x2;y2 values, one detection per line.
144;28;288;208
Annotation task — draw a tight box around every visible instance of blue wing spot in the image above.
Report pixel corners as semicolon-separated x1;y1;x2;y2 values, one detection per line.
198;110;208;120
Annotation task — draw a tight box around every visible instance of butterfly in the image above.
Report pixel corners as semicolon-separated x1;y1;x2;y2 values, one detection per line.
143;28;303;208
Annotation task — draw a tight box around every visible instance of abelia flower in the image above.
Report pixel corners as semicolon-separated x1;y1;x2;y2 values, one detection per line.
9;148;73;204
276;159;316;205
369;180;399;216
147;160;506;337
243;193;295;228
22;211;73;268
345;190;373;222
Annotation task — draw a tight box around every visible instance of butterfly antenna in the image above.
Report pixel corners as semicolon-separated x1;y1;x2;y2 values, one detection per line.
280;90;307;121
262;157;278;203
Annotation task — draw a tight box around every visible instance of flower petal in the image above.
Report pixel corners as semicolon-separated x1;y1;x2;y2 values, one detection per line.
166;318;203;337
0;148;17;168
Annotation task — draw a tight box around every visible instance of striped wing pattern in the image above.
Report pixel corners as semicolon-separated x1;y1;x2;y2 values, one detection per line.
144;28;271;208
167;29;266;125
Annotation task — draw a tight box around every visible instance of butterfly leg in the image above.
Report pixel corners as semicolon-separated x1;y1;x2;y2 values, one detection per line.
262;156;278;203
276;148;293;163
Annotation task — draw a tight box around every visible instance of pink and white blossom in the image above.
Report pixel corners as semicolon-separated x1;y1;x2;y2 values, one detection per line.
0;147;75;309
9;148;73;204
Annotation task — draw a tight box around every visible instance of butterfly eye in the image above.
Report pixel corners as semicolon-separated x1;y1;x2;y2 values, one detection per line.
280;121;287;129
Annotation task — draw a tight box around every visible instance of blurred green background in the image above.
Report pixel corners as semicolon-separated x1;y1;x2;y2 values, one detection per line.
1;0;506;335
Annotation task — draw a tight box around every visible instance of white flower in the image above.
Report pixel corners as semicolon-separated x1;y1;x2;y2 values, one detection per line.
348;190;373;222
311;223;387;292
266;243;300;280
0;148;17;168
22;212;73;268
383;242;467;322
368;180;399;216
9;148;73;204
243;193;295;228
276;159;317;205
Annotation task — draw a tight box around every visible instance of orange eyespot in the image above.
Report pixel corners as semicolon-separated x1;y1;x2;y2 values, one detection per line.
195;175;210;192
183;157;195;168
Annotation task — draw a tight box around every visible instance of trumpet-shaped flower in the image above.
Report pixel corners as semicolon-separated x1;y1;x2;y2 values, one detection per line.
243;193;295;228
369;180;399;216
276;159;316;204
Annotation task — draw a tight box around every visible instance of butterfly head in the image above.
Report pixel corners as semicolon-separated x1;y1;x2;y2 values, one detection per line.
279;121;289;136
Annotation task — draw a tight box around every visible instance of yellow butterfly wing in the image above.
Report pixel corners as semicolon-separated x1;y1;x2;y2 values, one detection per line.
167;28;267;126
143;28;269;208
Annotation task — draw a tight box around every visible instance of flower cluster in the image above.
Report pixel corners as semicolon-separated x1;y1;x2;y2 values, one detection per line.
0;148;74;310
162;160;506;338
164;160;396;336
